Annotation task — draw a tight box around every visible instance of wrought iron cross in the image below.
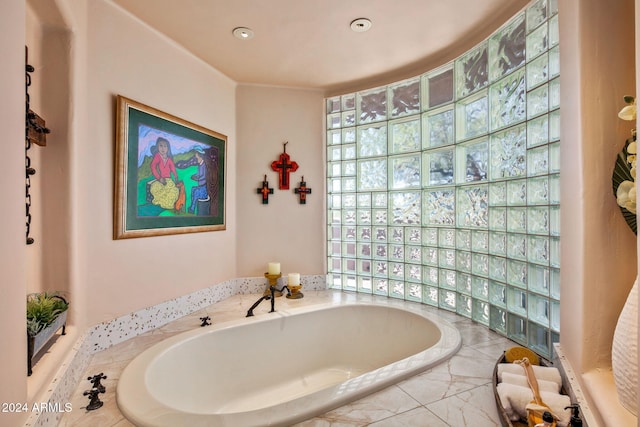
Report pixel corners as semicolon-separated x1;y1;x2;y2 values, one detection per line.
295;176;312;204
271;141;298;190
257;175;274;204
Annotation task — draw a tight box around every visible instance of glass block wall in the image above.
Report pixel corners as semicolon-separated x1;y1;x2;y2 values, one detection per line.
325;0;560;357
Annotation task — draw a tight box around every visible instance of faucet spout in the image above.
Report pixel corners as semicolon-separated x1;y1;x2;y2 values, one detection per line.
245;285;291;317
246;295;271;317
269;285;290;312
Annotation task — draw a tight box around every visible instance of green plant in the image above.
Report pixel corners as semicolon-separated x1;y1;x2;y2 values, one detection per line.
26;292;69;337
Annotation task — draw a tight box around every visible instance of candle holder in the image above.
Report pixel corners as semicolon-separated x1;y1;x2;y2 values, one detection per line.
286;284;304;299
264;273;283;297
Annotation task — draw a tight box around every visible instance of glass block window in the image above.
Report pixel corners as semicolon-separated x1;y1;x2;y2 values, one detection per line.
326;0;559;358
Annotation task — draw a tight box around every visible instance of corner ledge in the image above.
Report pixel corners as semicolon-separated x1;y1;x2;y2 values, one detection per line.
582;368;637;427
554;343;637;427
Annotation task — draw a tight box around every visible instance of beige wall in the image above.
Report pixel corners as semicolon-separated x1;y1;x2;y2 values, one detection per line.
559;0;637;377
76;0;238;325
25;3;44;294
558;0;640;422
23;0;239;327
236;85;325;277
0;1;28;425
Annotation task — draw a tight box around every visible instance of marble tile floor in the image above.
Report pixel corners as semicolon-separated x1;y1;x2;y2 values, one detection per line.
59;290;519;427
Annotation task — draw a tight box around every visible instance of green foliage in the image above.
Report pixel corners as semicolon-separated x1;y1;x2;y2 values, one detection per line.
27;319;42;337
26;292;69;337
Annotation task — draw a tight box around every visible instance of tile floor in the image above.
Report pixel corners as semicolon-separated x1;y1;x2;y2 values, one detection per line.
59;290;519;427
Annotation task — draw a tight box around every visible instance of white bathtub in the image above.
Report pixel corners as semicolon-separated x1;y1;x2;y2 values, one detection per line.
117;299;461;426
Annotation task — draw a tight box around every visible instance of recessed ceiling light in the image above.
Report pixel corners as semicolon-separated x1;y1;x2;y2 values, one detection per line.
232;27;254;40
350;18;372;33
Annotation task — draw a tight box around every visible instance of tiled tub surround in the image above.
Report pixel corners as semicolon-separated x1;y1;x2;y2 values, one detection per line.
55;289;533;427
25;275;326;427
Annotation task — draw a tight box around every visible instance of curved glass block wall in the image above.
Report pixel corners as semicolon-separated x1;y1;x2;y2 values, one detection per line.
326;0;560;357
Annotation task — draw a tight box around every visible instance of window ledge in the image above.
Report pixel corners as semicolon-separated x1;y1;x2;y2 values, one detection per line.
582;369;637;427
554;343;637;427
27;326;80;403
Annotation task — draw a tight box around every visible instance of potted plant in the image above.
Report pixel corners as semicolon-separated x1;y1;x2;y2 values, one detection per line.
27;292;69;376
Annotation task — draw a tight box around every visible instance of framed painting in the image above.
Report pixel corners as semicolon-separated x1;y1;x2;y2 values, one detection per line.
114;95;226;239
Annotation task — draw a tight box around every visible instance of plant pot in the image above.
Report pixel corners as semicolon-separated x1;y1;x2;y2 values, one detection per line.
27;310;67;376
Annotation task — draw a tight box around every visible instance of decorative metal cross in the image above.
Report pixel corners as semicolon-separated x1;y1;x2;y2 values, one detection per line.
295;176;312;204
271;141;298;190
257;175;274;204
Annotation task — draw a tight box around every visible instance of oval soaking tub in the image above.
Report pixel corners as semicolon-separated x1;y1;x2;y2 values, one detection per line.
117;300;461;427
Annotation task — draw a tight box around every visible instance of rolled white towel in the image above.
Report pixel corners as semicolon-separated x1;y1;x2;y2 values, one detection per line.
496;382;571;427
496;382;522;422
497;362;562;386
501;371;561;393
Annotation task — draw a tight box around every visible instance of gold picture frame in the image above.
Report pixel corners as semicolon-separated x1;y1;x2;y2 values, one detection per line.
114;95;227;239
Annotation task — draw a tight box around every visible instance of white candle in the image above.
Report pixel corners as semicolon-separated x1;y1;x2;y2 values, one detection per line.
268;262;280;275
288;273;300;286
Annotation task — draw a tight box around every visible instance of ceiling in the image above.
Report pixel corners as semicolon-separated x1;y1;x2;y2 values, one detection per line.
112;0;529;94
